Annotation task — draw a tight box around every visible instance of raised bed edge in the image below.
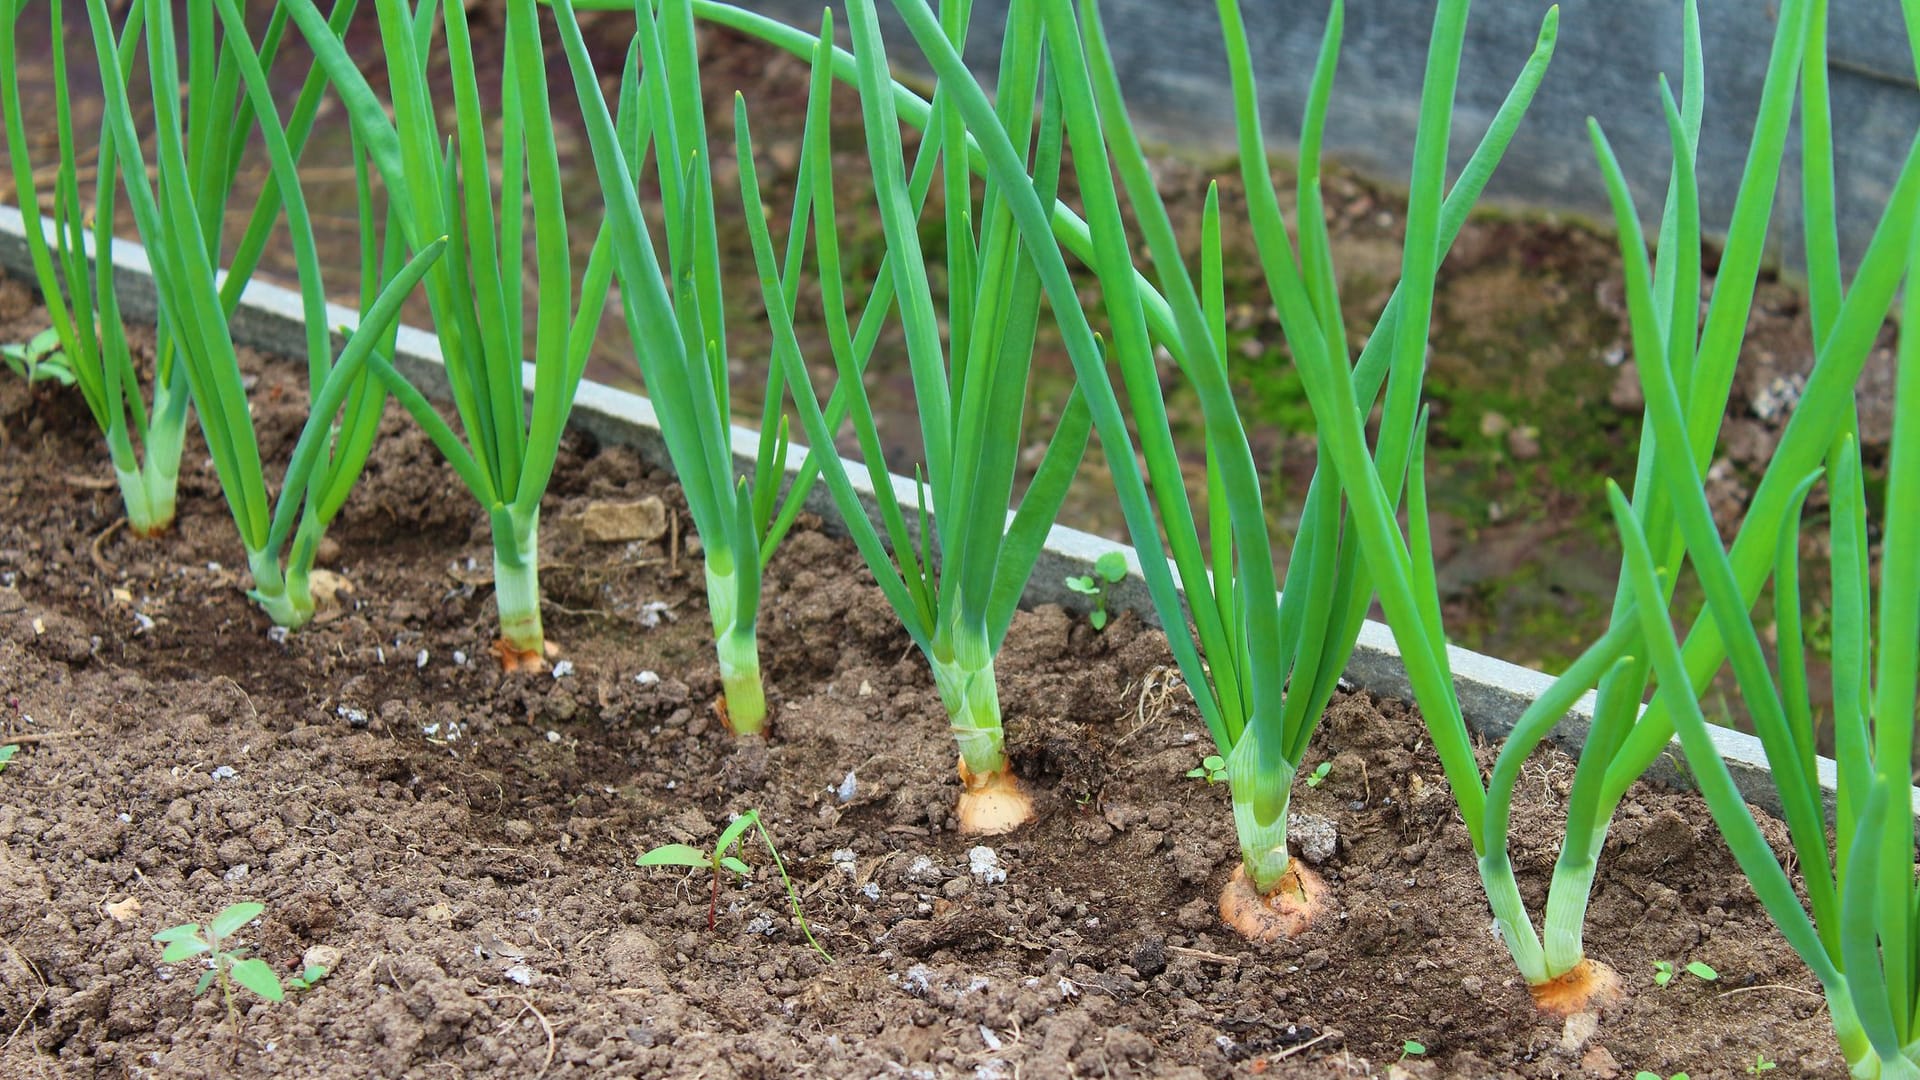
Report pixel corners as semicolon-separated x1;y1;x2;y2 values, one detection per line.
0;202;1857;820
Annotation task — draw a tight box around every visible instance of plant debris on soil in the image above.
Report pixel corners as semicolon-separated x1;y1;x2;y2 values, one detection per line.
0;270;1845;1078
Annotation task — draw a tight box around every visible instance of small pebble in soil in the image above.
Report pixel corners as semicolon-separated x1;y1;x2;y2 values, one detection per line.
832;849;857;876
545;731;561;744
635;670;660;686
1287;811;1339;865
904;854;940;884
452;650;467;666
504;963;535;986
638;601;673;628
416;649;429;668
836;771;858;803
337;705;368;728
552;660;575;678
210;765;237;781
224;863;249;882
967;846;1006;885
860;882;880;902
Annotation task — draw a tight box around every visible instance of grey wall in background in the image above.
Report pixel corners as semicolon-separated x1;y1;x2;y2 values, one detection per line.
739;1;1918;269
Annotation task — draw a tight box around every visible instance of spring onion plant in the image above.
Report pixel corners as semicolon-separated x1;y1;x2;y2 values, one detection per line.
1471;0;1920;1016
83;0;443;626
753;0;1106;833
536;0;800;734
556;0;1005;735
1;0;348;536
1591;5;1920;1072
278;0;619;671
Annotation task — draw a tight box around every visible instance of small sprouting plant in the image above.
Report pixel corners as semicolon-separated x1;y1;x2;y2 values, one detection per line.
1635;1073;1691;1080
1399;1040;1427;1063
1;328;75;386
0;745;17;772
1064;551;1129;630
1747;1052;1776;1074
284;961;332;993
1652;960;1719;987
153;902;284;1031
1185;754;1228;784
637;809;830;961
1304;761;1333;788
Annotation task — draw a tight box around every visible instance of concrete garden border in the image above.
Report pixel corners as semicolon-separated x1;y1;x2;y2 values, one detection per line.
0;203;1865;819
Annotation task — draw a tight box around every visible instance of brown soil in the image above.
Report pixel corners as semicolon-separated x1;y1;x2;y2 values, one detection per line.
0;275;1843;1078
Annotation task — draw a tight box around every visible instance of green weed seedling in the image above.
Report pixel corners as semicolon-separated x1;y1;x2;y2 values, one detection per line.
1635;1073;1690;1080
0;745;17;772
284;961;332;992
1399;1040;1427;1063
1747;1053;1777;1074
1652;960;1719;987
153;902;284;1032
1186;754;1228;784
1;328;75;386
637;810;830;961
1305;761;1333;788
1064;551;1129;630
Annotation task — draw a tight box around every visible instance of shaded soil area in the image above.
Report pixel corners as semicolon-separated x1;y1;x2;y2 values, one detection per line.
0;275;1843;1077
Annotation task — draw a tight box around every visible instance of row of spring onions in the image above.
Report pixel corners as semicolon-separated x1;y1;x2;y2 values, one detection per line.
869;0;1555;929
1479;0;1920;1018
1589;0;1920;1070
81;0;444;628
0;0;352;539
688;0;1555;893
275;0;617;671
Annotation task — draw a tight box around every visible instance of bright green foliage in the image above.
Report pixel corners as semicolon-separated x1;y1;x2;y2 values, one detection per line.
3;0;180;534
3;0;344;537
82;0;445;625
1594;1;1920;1071
153;902;286;1032
2;329;74;386
1653;960;1719;987
689;0;1097;794
1305;761;1333;788
636;809;831;961
1186;755;1228;784
276;0;616;664
872;0;1548;898
544;0;863;734
1065;551;1128;630
0;745;17;772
